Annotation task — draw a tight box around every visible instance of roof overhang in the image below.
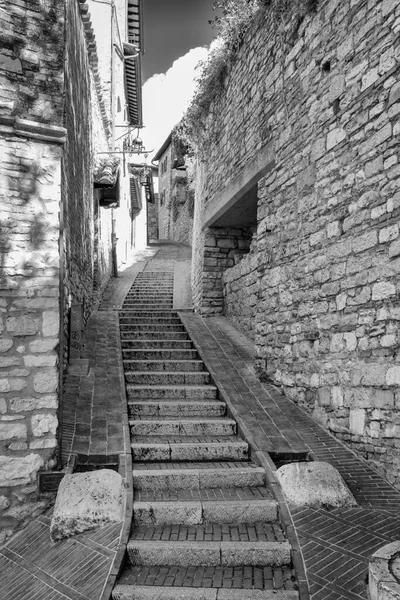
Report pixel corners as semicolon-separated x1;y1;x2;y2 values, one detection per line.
125;0;144;127
153;132;173;161
94;156;120;188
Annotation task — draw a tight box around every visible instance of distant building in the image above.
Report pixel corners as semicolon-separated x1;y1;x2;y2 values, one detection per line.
154;132;194;245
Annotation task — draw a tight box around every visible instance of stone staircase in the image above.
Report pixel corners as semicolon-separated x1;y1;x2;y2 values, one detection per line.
112;268;299;600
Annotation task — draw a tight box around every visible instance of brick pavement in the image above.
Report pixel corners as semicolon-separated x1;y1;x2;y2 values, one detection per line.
180;313;400;599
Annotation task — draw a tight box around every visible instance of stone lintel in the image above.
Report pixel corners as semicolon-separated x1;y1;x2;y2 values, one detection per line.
0;116;67;144
202;142;275;230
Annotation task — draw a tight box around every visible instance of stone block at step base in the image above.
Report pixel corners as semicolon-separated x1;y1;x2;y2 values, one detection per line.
112;586;299;600
276;461;357;508
131;440;248;462
129;418;236;437
112;586;217;600
133;498;277;526
134;501;202;525
126;385;218;400
127;540;291;567
169;440;248;462
132;466;265;490
129;400;226;418
50;469;124;541
217;592;298;600
203;499;278;523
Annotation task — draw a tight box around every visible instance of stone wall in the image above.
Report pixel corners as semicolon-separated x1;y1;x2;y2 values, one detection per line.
0;0;65;542
222;231;258;340
200;228;252;316
157;143;173;239
192;0;400;486
62;0;98;328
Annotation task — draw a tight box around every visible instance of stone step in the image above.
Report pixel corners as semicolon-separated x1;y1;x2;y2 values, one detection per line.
129;400;226;418
128;285;173;290
130;284;173;287
126;385;218;399
133;497;279;526
126;540;291;567
123;360;204;372
129;291;173;294
119;317;182;325
122;349;198;360
132;463;265;490
124;294;173;298
131;437;248;462
127;283;173;287
129;417;237;437
123;300;174;306
136;276;173;280
121;331;189;341
119;310;179;318
125;372;211;386
122;304;174;311
122;340;194;350
113;584;298;600
120;324;186;333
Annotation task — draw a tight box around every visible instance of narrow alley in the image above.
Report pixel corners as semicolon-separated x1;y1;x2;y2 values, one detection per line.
2;242;400;599
2;1;400;599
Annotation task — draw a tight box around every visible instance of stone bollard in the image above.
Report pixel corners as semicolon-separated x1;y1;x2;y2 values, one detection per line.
369;542;400;600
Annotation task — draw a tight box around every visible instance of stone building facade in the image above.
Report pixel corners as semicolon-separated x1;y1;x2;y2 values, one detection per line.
154;133;195;245
0;0;145;542
191;0;400;486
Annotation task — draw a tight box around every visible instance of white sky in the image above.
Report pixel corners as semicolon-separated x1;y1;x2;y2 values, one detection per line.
140;47;209;160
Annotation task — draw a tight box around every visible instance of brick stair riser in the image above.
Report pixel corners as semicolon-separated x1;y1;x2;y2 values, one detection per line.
132;467;266;490
126;386;218;399
120;324;186;333
129;419;236;437
129;401;226;418
131;441;248;462
122;349;198;360
123;360;204;372
112;586;299;600
127;540;291;567
133;499;278;526
125;372;210;385
122;340;194;350
120;332;188;341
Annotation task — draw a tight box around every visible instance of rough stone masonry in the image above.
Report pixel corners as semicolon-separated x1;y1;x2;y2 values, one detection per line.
191;0;400;487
